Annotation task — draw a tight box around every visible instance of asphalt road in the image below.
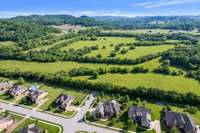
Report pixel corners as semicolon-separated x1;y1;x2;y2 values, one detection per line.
0;93;119;133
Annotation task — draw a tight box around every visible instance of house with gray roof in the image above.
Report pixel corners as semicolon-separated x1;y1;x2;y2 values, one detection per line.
27;89;48;104
8;85;26;97
0;82;13;94
20;123;45;133
128;106;151;129
55;94;74;111
0;115;14;130
164;111;197;133
93;100;121;119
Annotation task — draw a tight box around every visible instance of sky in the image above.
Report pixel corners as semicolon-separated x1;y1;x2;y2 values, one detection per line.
0;0;200;18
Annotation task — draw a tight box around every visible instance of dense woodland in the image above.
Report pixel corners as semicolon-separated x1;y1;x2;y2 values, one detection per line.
2;15;200;30
95;16;200;30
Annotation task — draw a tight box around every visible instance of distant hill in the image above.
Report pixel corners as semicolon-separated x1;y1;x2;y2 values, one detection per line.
94;16;200;30
7;15;104;26
1;14;200;30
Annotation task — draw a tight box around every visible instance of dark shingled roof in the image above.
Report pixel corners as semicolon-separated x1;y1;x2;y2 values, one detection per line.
165;111;197;133
128;106;151;128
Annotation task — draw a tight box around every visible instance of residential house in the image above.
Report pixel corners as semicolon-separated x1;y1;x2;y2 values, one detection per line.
164;111;197;133
93;100;121;119
20;124;45;133
0;115;14;129
8;85;26;97
128;106;151;129
0;82;13;94
55;94;74;111
27;89;48;104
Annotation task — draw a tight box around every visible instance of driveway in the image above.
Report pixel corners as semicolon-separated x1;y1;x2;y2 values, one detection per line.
151;120;161;133
0;93;119;133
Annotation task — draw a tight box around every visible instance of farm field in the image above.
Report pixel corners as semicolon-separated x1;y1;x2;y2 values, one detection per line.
102;29;198;34
0;58;181;74
0;60;134;74
74;73;200;95
88;44;174;59
116;45;174;59
61;37;135;51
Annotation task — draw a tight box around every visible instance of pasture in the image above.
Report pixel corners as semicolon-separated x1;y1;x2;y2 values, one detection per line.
88;44;174;59
74;73;200;95
0;60;134;74
60;37;135;51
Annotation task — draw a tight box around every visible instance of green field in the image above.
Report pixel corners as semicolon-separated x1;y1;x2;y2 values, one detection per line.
117;45;174;59
103;29;197;34
0;41;16;48
23;38;70;53
74;73;200;95
0;60;134;74
61;37;135;51
0;58;180;74
88;45;174;59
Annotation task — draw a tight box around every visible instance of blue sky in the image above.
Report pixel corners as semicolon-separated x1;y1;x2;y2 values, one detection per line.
0;0;200;18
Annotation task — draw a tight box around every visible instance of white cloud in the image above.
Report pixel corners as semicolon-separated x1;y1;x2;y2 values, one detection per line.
133;0;200;9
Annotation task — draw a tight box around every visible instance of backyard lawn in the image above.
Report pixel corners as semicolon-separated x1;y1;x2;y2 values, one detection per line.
12;118;61;133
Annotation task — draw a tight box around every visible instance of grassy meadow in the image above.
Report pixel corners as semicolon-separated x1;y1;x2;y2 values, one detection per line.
74;73;200;95
0;60;134;74
87;44;174;59
61;37;135;51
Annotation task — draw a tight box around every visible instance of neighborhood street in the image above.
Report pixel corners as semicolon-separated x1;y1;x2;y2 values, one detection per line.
0;93;119;133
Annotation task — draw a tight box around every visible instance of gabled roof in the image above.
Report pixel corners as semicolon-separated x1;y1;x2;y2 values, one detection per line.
95;100;121;118
28;89;48;102
128;106;151;128
55;94;74;107
9;85;26;95
20;124;44;133
165;111;197;133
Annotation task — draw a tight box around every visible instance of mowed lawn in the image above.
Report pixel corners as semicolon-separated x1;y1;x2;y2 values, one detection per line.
12;118;61;133
39;85;88;111
74;73;200;95
61;37;135;51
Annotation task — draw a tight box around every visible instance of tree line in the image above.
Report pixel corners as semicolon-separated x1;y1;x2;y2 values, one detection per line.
0;69;200;107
